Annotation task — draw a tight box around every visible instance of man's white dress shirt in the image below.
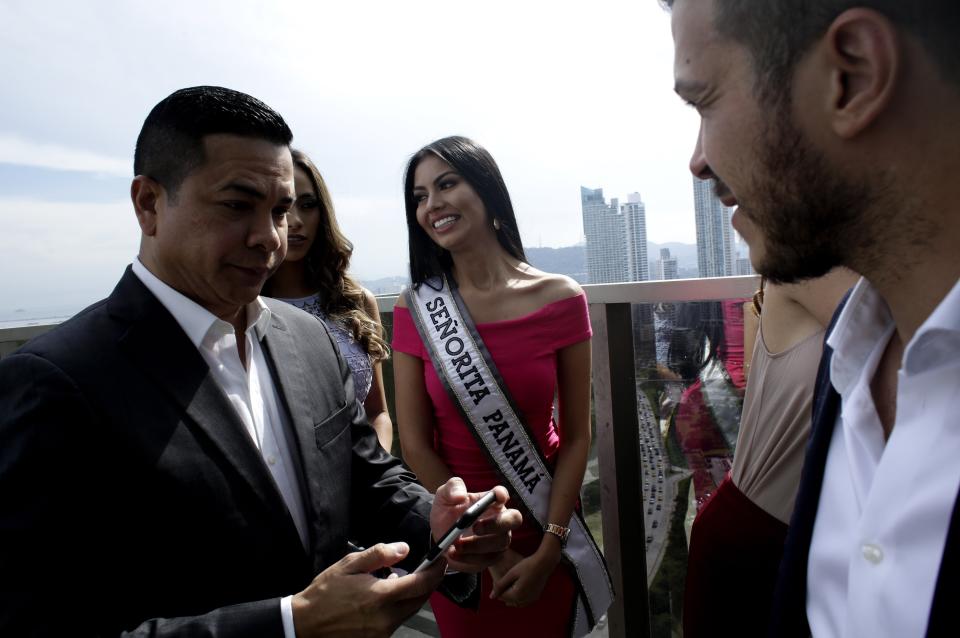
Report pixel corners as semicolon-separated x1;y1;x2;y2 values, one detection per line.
132;259;305;637
808;276;960;637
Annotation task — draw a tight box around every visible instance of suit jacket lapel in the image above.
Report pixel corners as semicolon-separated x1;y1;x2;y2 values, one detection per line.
108;268;300;541
927;491;960;637
768;345;840;636
261;310;340;560
769;293;850;637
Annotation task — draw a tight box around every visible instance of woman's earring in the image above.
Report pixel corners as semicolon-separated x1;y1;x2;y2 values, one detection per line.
493;218;502;231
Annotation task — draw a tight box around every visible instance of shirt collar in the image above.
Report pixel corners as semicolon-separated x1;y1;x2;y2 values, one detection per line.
826;276;895;395
131;258;273;348
903;277;960;375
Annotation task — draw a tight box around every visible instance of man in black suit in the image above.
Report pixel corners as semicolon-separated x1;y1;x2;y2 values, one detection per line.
661;0;960;635
0;86;520;637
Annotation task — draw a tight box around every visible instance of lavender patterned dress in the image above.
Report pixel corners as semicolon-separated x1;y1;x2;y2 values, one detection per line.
276;293;373;403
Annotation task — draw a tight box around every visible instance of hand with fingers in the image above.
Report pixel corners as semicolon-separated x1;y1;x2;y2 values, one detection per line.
487;547;523;583
489;542;561;608
429;478;523;572
291;541;445;637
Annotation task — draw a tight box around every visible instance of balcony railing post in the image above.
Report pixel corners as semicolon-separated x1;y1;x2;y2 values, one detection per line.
590;301;651;638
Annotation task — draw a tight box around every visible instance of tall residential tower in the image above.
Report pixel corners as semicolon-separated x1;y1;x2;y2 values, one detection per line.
692;177;736;278
657;248;679;280
580;187;649;284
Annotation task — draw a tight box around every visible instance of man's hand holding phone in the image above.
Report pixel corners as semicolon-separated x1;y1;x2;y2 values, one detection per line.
291;541;444;637
427;478;522;573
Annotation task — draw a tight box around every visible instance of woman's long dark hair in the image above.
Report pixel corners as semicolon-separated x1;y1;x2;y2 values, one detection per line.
668;302;726;381
264;149;388;361
402;136;526;287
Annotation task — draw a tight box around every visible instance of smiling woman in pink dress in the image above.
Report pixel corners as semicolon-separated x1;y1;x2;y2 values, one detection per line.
392;136;609;637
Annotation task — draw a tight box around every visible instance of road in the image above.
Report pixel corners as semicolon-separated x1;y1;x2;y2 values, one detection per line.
636;391;691;584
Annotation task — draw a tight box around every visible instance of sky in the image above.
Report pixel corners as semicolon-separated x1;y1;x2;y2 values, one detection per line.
0;0;703;314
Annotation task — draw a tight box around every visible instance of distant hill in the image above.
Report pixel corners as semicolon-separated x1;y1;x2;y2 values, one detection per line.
524;246;588;283
649;242;698;270
360;241;699;291
525;242;698;282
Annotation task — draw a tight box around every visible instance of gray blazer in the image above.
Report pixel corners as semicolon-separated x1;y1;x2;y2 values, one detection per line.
0;266;435;637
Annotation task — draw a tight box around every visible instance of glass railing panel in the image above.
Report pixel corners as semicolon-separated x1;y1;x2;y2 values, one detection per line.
631;296;750;637
1;280;760;638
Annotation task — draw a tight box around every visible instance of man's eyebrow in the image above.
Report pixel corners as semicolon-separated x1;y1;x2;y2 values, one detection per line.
219;182;265;199
218;183;293;206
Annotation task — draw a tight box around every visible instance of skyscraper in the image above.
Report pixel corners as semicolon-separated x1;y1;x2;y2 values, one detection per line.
623;193;649;282
692;177;736;277
581;187;624;284
657;248;679;280
580;187;649;284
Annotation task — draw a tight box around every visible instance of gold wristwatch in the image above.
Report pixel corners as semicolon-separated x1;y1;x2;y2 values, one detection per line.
544;523;570;546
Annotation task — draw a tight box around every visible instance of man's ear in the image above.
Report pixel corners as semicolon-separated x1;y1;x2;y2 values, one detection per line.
822;8;900;139
131;175;164;236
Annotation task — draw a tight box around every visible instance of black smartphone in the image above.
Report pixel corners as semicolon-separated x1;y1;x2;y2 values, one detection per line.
413;490;497;573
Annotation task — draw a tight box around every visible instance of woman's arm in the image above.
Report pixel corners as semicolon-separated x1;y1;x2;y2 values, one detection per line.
360;289;393;452
393;296;454;492
543;338;593;548
394;350;454;492
493;337;593;606
362;367;392;452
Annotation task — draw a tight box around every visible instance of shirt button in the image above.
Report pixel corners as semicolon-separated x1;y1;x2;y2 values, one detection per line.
267;455;277;466
861;543;884;564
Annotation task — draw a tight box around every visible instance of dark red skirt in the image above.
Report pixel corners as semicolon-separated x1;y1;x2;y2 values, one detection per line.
682;474;788;637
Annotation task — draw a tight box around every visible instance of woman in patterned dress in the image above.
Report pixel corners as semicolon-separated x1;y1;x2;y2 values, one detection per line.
263;150;393;451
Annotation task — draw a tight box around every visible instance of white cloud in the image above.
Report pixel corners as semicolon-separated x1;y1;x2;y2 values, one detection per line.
0;198;138;310
1;0;707;308
0;134;129;176
333;194;410;280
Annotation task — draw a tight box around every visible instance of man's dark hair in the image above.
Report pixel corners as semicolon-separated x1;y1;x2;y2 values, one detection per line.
133;86;293;196
402;136;526;287
661;1;960;102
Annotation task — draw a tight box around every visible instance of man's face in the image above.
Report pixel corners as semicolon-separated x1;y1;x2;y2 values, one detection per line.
672;0;874;283
150;134;294;318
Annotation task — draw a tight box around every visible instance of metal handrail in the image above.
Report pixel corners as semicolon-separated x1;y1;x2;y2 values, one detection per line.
375;275;759;312
0;276;761;637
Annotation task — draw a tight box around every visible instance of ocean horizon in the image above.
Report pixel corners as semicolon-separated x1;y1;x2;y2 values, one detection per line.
0;303;87;330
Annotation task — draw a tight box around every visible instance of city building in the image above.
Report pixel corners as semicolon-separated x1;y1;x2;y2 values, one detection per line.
736;256;754;276
692;177;736;277
580;186;649;284
580;187;625;284
623;193;649;282
657;248;679;281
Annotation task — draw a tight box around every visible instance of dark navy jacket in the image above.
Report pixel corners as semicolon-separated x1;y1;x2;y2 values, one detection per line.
768;297;960;637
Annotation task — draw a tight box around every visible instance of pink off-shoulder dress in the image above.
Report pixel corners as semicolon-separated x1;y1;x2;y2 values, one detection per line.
392;293;591;637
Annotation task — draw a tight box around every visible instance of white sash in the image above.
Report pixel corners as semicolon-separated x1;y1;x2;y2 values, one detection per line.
406;275;614;637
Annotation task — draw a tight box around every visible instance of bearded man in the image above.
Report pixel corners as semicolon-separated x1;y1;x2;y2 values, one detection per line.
665;1;960;636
